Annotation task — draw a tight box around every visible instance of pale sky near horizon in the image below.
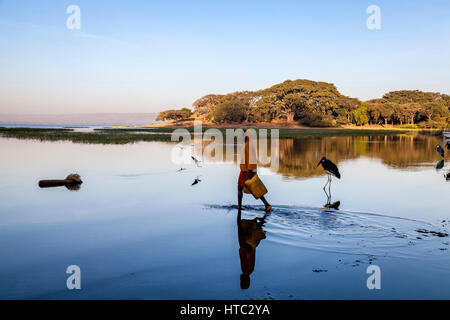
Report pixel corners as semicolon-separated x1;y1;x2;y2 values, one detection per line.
0;0;449;114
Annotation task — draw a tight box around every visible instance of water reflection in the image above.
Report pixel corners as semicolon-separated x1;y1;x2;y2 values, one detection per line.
237;210;268;290
276;135;447;178
436;160;445;171
323;188;340;210
200;135;448;178
436;144;445;157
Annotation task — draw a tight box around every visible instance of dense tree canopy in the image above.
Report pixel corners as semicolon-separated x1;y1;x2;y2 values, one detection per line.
212;99;247;123
352;104;370;126
367;90;450;127
156;108;192;121
158;80;450;128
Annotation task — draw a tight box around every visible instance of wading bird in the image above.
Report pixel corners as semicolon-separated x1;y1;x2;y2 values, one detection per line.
191;176;202;186
191;156;202;167
436;145;445;157
317;157;341;191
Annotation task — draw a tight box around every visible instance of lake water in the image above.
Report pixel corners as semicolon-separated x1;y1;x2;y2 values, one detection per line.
0;133;449;299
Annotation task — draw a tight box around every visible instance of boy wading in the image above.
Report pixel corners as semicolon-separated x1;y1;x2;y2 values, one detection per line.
237;130;272;213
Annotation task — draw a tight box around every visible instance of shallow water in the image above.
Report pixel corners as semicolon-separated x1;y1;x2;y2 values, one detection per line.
0;134;449;299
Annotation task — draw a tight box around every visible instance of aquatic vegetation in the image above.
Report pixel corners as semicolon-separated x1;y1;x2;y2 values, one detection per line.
0;126;419;145
0;127;174;144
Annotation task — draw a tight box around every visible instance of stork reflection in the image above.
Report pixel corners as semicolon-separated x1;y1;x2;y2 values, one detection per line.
323;185;340;210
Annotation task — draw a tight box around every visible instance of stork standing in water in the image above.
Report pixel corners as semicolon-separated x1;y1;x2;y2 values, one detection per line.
317;157;341;192
436;145;445;158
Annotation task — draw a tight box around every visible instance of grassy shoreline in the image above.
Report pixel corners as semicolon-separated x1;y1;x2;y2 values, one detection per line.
0;126;444;145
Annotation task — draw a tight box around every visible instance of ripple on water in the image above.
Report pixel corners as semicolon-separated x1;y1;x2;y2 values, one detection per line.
208;204;449;258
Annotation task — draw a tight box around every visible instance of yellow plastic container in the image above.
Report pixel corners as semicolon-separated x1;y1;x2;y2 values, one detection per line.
244;174;268;199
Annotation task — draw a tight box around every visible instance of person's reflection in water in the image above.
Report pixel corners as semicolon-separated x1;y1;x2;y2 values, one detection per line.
237;209;268;290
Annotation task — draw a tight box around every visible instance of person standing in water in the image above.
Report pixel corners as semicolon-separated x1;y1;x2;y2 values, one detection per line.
238;129;272;213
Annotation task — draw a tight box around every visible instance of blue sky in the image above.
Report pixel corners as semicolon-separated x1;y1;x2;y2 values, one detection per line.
0;0;449;114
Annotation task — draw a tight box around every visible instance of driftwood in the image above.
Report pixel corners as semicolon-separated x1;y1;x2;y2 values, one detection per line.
39;174;83;190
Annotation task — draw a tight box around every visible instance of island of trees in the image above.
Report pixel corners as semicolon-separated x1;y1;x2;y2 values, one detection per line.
156;79;450;128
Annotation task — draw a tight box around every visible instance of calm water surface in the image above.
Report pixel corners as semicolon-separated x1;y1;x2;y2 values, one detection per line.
0;134;449;299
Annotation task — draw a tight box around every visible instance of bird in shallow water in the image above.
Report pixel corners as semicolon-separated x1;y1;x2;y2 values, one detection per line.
191;176;202;186
317;157;341;191
436;145;445;157
191;156;202;167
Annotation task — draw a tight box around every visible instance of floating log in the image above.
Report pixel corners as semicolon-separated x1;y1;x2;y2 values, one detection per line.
39;180;66;188
39;174;83;189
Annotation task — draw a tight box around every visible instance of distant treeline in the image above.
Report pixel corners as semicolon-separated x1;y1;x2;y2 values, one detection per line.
156;79;450;128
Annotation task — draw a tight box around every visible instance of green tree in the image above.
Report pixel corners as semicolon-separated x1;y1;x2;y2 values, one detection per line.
158;80;449;128
336;97;361;123
249;95;280;122
367;102;382;125
352;104;369;126
212;99;247;123
156;108;192;121
192;94;223;118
